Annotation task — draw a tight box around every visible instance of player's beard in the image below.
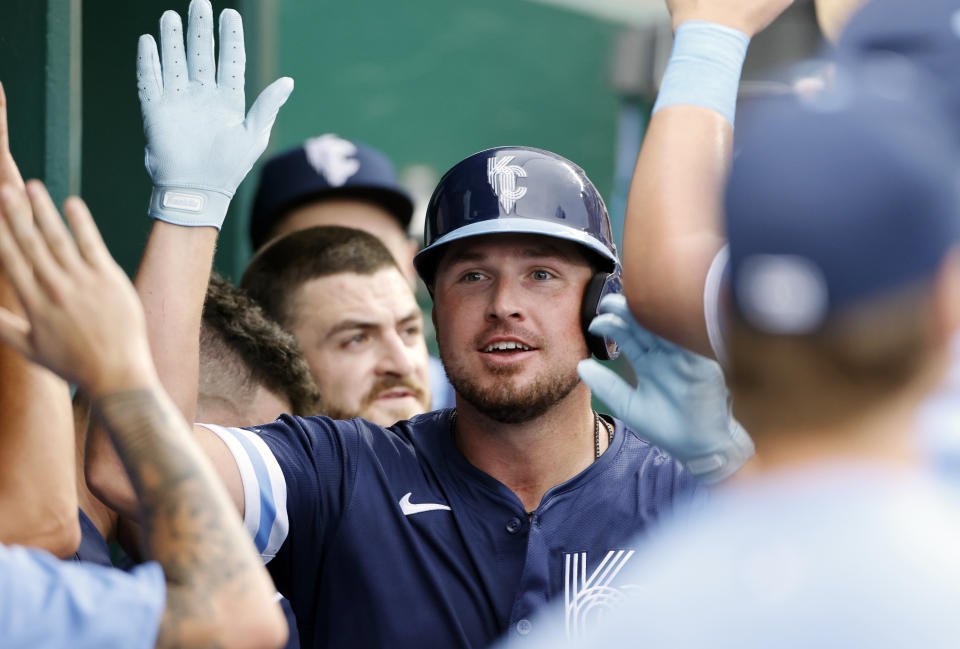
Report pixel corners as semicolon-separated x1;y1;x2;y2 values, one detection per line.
442;351;581;424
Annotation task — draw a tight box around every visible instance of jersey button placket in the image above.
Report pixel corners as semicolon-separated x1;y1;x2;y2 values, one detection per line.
516;619;533;635
506;517;522;534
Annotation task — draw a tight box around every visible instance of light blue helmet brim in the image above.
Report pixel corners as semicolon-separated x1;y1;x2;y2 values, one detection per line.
414;217;620;280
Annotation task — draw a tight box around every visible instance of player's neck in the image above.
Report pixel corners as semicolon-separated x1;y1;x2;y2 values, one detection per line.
452;384;606;513
745;391;926;478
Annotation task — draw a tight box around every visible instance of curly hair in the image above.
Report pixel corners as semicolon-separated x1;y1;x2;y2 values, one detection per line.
200;271;321;417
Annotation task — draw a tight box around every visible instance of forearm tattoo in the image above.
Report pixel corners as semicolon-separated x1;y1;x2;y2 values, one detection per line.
94;389;260;649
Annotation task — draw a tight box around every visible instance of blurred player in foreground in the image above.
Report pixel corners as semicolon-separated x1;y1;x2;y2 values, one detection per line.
527;0;960;643
0;179;287;647
515;61;960;649
831;0;960;473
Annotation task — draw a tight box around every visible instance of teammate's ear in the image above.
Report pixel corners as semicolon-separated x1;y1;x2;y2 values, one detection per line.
931;246;960;344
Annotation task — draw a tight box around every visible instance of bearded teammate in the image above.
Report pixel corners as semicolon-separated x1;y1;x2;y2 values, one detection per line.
92;142;751;649
188;146;721;649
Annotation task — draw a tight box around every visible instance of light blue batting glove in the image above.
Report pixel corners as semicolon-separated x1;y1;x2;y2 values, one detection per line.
578;294;754;484
137;0;293;228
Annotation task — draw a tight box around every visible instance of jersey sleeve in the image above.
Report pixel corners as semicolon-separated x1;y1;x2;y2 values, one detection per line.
703;245;730;367
198;416;359;568
0;544;164;649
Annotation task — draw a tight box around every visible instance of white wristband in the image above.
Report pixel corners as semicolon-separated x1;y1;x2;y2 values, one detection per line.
148;186;232;229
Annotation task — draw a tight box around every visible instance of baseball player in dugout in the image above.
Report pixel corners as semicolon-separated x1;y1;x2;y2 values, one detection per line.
248;134;457;412
83;1;755;647
239;226;433;427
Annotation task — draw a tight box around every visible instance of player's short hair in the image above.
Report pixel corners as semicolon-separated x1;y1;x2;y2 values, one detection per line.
200;271;321;416
726;281;938;432
240;225;400;328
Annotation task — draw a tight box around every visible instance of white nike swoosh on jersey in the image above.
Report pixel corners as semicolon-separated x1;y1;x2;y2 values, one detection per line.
399;492;452;516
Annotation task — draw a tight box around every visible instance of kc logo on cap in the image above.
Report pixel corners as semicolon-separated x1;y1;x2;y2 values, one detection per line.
303;134;361;187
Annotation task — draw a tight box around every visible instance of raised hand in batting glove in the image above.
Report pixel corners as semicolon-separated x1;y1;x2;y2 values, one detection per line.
578;294;754;485
138;0;293;228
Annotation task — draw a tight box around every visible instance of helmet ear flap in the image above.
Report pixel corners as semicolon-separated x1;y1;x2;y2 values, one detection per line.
582;271;623;360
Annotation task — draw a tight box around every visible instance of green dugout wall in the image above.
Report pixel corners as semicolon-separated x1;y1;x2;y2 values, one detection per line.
0;0;82;210
269;2;619;229
1;1;620;280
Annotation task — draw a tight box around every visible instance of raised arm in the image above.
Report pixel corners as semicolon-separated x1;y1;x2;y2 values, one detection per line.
0;180;285;649
622;0;793;358
85;0;292;517
0;82;78;556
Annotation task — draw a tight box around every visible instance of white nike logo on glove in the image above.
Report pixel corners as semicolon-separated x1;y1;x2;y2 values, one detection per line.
399;492;452;516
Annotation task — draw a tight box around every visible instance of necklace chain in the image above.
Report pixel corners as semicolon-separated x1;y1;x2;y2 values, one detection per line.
594;411;614;460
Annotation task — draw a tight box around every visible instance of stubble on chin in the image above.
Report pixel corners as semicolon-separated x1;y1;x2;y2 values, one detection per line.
444;361;581;424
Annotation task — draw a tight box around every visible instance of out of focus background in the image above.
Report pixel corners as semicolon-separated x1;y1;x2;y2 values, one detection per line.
0;0;822;280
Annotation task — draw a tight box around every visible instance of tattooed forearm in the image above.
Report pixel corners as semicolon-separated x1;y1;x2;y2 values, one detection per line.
93;388;269;649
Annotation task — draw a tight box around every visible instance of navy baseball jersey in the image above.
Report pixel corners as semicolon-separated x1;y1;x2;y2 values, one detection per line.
73;509;112;567
202;409;697;648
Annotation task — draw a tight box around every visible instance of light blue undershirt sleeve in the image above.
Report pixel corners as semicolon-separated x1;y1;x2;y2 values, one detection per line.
199;423;289;563
0;543;165;649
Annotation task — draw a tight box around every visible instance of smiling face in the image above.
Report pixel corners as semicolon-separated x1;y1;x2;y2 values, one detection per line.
432;234;594;423
288;267;431;426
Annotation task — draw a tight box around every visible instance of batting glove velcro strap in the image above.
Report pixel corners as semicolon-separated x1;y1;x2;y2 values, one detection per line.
148;186;232;228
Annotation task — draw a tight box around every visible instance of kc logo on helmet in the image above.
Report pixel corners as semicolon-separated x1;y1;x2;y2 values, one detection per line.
487;155;527;213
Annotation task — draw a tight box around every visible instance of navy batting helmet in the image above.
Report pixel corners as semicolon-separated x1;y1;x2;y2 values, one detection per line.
414;146;622;360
